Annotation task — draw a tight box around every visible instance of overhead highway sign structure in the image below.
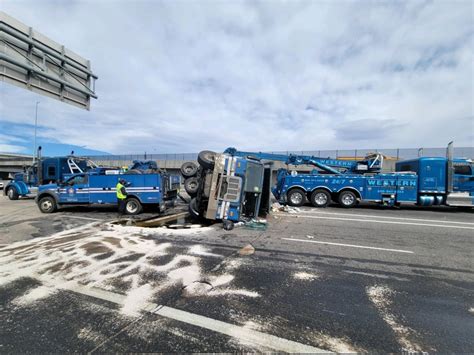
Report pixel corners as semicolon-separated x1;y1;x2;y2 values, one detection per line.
0;11;98;110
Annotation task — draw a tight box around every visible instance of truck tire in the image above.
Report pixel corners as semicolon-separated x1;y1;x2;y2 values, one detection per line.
7;187;19;200
184;177;199;196
125;197;143;215
181;162;198;178
338;190;357;208
38;196;57;213
198;150;216;169
287;188;305;207
310;189;331;208
189;197;200;218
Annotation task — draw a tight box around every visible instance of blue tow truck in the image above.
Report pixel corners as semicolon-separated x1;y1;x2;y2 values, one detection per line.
225;142;473;208
4;149;98;200
180;150;271;228
36;163;180;214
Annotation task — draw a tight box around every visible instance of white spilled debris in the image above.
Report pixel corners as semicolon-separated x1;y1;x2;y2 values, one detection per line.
188;245;223;258
0;222;260;316
283;205;301;214
366;285;427;352
293;271;319;281
12;285;57;305
271;202;301;214
121;283;154;317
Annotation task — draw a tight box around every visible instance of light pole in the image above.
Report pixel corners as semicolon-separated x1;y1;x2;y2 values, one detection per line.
33;101;40;165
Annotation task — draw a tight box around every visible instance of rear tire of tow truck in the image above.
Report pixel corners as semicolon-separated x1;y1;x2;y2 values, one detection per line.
7;187;19;200
38;196;57;213
181;162;198;178
198;150;217;169
184;177;199;196
287;188;306;207
125;197;143;215
338;190;357;208
310;189;331;208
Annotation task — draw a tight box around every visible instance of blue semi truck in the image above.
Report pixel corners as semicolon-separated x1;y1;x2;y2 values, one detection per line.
35;167;180;214
226;142;473;209
4;153;97;200
180;150;271;228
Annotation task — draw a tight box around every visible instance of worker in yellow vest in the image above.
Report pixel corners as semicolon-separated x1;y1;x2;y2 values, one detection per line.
116;178;128;215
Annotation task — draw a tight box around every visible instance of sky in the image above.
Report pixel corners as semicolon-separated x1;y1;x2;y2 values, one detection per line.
0;0;473;155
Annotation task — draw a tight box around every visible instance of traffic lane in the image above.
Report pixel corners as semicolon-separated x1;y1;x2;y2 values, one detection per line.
0;278;258;353
268;212;473;274
1;220;472;352
297;203;474;223
0;196;184;244
162;249;474;352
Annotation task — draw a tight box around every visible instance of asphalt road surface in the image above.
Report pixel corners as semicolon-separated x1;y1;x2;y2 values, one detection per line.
1;196;473;352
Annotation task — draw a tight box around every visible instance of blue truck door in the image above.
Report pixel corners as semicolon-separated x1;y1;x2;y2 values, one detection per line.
453;164;473;193
59;174;90;204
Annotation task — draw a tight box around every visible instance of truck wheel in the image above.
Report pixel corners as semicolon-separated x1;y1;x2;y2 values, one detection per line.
223;220;234;231
38;196;57;213
338;190;357;208
125;197;143;215
7;187;19;200
198;150;216;169
287;188;305;207
184;177;199;196
181;162;198;178
310;189;331;208
189;197;200;218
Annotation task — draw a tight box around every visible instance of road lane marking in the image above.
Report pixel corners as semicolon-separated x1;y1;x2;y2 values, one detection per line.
36;278;328;353
60;215;103;221
282;237;414;254
274;214;474;230
297;210;474;226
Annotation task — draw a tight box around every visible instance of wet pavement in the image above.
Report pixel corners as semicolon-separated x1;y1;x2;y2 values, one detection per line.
0;196;473;352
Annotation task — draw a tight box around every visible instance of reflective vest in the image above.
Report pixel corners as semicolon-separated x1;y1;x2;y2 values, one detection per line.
116;182;126;200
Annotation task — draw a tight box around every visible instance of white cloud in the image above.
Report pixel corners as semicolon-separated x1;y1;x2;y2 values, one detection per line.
0;0;472;154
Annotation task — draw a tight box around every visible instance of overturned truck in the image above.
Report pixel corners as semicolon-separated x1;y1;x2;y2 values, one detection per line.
180;151;272;229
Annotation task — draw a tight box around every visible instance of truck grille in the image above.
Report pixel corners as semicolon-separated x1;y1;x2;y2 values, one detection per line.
223;176;241;202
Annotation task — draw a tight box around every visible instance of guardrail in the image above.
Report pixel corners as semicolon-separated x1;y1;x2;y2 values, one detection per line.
83;146;473;163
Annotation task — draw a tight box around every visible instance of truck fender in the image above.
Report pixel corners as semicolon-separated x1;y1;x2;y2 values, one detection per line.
5;181;29;196
36;191;60;206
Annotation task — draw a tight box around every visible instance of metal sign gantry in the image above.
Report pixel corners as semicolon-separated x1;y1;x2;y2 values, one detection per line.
0;11;98;110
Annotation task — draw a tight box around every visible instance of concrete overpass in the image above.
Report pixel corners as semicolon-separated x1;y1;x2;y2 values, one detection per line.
0;153;33;179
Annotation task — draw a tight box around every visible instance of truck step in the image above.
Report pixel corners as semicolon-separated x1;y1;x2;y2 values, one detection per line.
446;192;474;207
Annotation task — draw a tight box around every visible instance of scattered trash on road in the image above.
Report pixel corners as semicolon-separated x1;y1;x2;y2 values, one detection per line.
239;244;255;256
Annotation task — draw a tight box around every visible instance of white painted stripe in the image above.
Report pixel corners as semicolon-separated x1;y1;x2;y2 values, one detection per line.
46;280;326;353
298;209;474;226
154;306;328;353
60;215;102;221
274;214;474;230
282;237;414;254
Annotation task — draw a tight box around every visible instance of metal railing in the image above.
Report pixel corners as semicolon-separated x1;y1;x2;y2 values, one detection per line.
83;146;473;163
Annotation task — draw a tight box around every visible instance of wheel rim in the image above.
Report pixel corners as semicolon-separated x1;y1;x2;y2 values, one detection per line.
342;193;355;205
8;189;13;198
41;200;52;211
126;201;139;213
188;181;197;190
290;192;303;205
184;166;194;174
314;193;328;205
